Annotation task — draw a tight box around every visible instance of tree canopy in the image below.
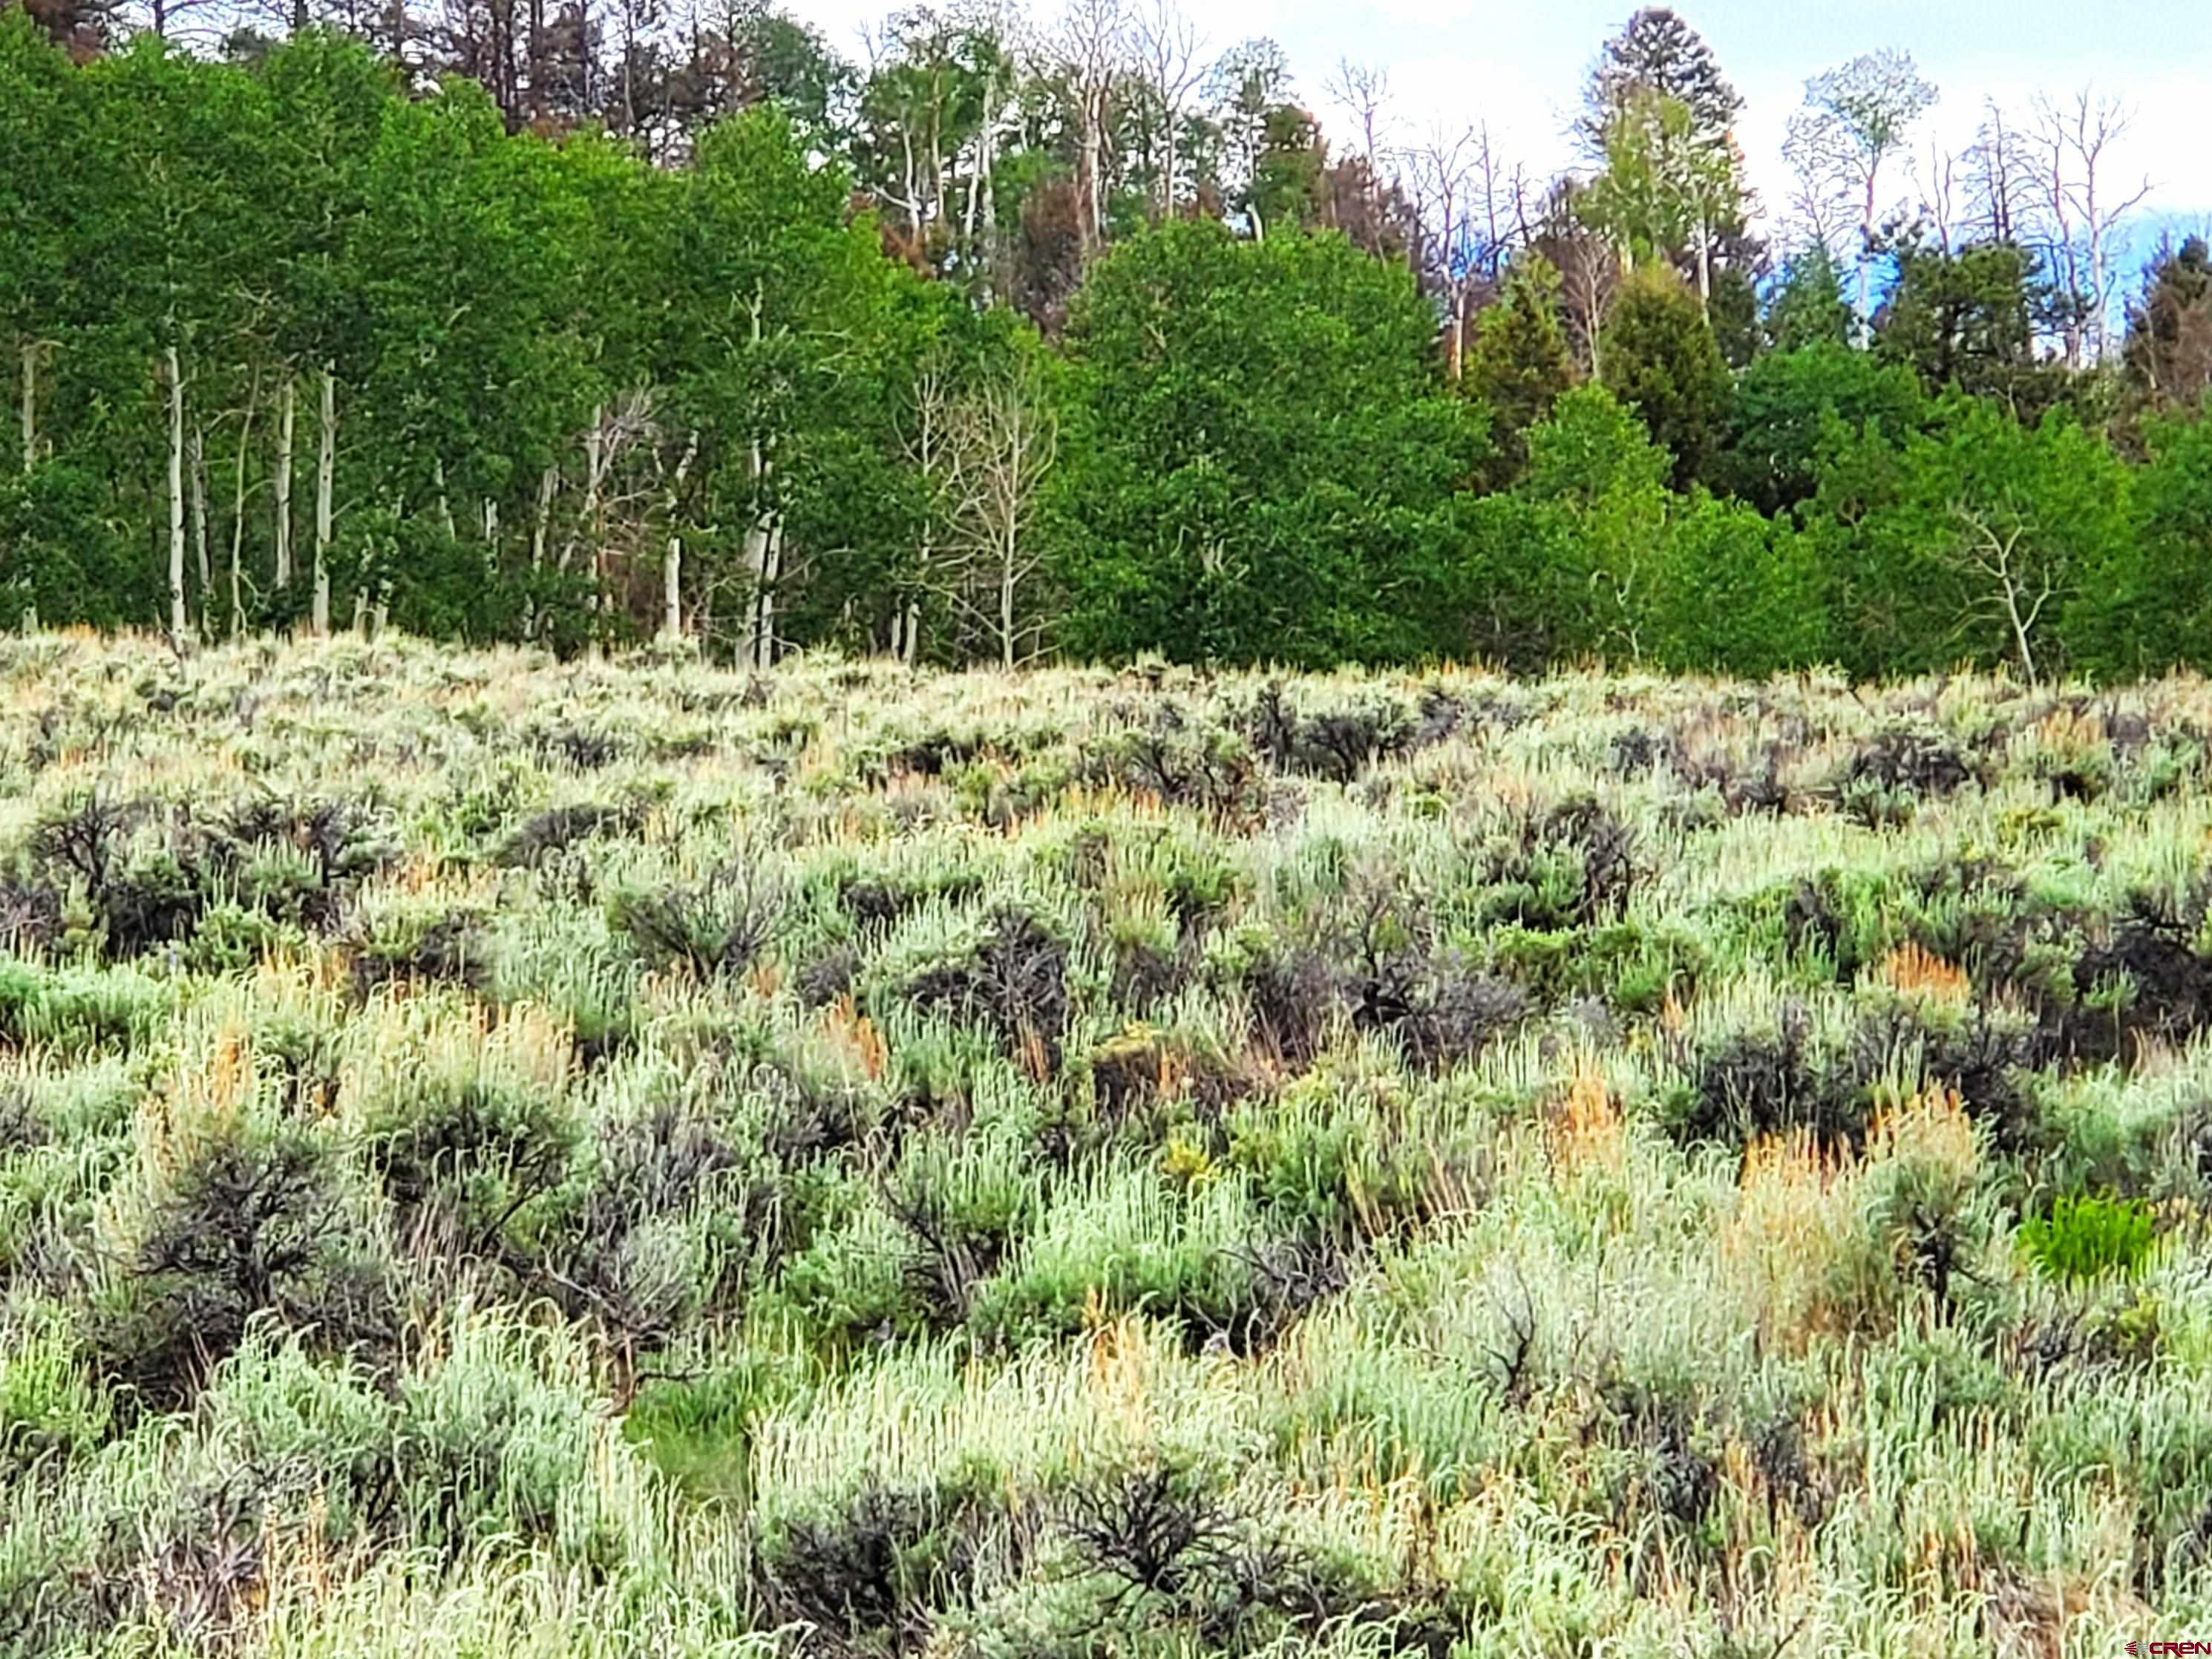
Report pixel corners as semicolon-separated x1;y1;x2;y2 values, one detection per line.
0;1;2205;687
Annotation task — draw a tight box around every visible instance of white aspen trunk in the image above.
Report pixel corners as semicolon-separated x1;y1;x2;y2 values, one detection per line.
526;462;555;640
740;435;774;670
1079;97;1103;252
19;341;33;474
662;428;697;640
434;458;456;540
353;588;369;635
929;90;945;232
900;128;919;236
739;290;777;671
902;599;920;665
228;378;255;642
979;117;1000;301
1695;209;1712;320
189;419;211;635
532;464;555;569
563;405;604;575
273;376;295;592
1090;90;1109;247
313;363;335;638
962;80;987;246
482;497;498;576
756;520;781;671
165;344;189;643
999;523;1016;670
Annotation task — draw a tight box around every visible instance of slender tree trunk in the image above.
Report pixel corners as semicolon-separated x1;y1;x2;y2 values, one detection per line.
662;428;697;640
434;458;456;540
313;363;335;638
999;522;1016;672
526;462;555;639
1856;171;1877;346
739;290;778;671
165;345;189;643
1587;278;1605;385
1078;96;1103;253
532;464;555;570
2089;215;2110;366
662;535;681;638
563;405;604;575
900;128;919;237
229;377;255;641
979;117;999;302
189;419;211;637
962;80;987;246
1695;209;1712;320
1162;111;1177;223
902;599;920;664
741;433;777;671
756;520;781;670
273;376;295;592
19;340;34;474
928;86;945;233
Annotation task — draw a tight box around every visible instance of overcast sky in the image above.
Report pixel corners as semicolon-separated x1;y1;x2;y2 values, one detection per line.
797;0;2212;243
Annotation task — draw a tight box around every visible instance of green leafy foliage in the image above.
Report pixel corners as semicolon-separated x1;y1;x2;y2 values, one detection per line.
2018;1194;2159;1283
1056;220;1487;667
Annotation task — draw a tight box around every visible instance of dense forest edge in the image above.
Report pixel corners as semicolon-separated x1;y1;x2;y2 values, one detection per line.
2;1;2210;681
4;632;2212;1655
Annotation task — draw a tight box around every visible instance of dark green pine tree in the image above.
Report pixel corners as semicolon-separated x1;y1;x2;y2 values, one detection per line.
1579;7;1744;157
1465;255;1578;490
1601;265;1732;492
1764;240;1855;352
2123;235;2212;413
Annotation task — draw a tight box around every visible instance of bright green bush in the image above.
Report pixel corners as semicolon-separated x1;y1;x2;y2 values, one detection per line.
2018;1194;2160;1282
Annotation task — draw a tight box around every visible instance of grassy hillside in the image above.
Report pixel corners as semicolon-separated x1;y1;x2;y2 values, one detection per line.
2;632;2211;1657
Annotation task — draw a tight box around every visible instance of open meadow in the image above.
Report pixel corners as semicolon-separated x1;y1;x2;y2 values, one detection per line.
3;632;2211;1657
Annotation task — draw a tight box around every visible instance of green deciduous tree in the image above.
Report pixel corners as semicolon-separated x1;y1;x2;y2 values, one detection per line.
2079;413;2212;675
1058;218;1485;667
1723;340;1925;515
1804;396;2130;682
674;107;931;668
